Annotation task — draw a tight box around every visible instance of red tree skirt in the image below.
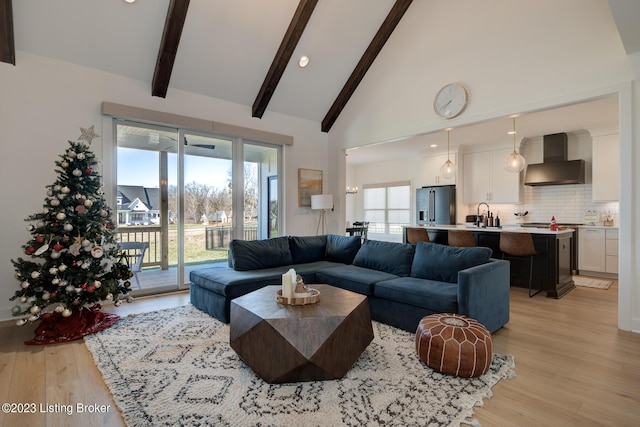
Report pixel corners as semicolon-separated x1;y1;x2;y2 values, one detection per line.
25;304;120;345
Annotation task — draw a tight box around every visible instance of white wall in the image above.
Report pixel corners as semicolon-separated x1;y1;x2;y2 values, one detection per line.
328;1;639;332
0;53;329;321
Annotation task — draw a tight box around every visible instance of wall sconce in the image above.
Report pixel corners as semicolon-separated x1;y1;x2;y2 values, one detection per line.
346;186;358;195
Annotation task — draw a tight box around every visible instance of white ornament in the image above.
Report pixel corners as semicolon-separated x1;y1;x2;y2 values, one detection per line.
105;293;113;301
16;319;27;326
59;264;68;271
50;198;60;207
81;262;91;269
54;185;61;191
42;292;50;300
84;199;93;208
63;223;73;232
26;224;35;232
49;267;58;275
93;280;102;288
61;186;70;194
37;221;45;228
75;287;83;293
52;278;60;285
11;306;21;315
54;305;65;313
56;212;66;221
50;250;61;259
61;160;69;168
29;305;41;314
47;189;54;197
21;281;30;289
30;271;41;279
65;284;75;293
67;150;77;158
18;296;27;303
77;152;86;160
57;193;66;200
61;308;72;318
28;315;39;322
99;209;108;217
82;239;91;247
27;296;36;303
72;168;82;177
91;246;104;258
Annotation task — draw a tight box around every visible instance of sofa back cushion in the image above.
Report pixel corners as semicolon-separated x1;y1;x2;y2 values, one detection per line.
411;242;492;283
325;234;361;264
353;240;415;277
288;235;327;264
229;237;293;271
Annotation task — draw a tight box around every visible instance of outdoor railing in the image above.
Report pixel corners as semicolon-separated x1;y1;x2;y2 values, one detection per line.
205;226;258;250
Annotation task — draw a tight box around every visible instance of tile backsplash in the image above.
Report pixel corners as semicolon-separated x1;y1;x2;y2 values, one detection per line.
465;183;619;226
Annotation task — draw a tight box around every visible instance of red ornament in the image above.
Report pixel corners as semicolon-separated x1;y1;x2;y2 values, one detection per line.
72;262;77;267
53;243;64;251
81;283;87;289
105;222;114;229
50;292;57;298
25;246;36;255
52;222;59;227
36;235;45;243
86;286;96;293
85;167;92;174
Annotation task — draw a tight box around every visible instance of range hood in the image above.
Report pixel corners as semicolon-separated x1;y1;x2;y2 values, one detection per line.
524;133;585;186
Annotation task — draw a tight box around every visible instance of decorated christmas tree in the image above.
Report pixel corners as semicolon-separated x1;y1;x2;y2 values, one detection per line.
10;126;133;344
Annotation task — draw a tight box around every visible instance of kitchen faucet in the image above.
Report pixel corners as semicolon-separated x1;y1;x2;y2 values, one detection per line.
477;202;490;227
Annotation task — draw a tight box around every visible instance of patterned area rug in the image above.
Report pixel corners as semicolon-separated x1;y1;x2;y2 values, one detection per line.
573;276;613;289
84;305;515;427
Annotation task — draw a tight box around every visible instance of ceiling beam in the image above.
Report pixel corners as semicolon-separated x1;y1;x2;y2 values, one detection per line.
152;0;190;98
0;0;15;65
252;0;318;119
321;0;413;133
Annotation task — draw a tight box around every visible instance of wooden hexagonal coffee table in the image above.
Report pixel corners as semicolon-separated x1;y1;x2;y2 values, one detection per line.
230;284;373;384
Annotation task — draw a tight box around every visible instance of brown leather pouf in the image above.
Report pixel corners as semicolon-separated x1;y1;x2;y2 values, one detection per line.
415;313;493;378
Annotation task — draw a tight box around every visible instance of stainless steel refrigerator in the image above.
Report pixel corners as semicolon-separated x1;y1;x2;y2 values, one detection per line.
416;185;456;225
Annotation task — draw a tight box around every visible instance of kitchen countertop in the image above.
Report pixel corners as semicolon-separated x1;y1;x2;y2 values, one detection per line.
408;224;575;236
576;225;618;229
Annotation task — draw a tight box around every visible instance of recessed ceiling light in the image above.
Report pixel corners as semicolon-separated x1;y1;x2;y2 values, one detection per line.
124;0;136;4
430;144;438;148
298;56;310;68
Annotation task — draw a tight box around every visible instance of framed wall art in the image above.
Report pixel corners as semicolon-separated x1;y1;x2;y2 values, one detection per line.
298;168;322;207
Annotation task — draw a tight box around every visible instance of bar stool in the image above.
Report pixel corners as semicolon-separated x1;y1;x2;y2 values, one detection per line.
448;230;476;247
499;232;541;297
406;227;430;244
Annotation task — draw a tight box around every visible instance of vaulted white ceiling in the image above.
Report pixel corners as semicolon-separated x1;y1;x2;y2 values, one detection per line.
8;0;637;162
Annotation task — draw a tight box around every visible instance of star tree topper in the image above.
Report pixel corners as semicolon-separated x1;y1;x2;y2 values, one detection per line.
78;125;100;144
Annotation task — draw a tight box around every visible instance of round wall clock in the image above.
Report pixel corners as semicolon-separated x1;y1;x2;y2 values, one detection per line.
433;83;468;119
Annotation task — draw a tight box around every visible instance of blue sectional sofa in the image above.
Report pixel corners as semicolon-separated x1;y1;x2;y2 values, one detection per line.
189;234;510;333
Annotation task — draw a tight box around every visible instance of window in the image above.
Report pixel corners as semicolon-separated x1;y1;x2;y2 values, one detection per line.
363;182;411;235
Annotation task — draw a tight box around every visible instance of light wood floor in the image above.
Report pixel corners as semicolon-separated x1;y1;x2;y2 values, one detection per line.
1;282;639;426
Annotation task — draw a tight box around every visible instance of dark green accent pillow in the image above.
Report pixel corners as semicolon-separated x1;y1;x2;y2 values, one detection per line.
411;242;492;283
325;234;361;264
288;235;327;264
229;237;293;271
353;240;415;276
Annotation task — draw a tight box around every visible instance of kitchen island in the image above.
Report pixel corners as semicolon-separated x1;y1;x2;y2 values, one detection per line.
403;225;575;299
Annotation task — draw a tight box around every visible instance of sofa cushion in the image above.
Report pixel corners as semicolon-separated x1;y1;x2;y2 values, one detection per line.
229;237;292;271
374;277;458;313
411;242;492;283
325;234;361;264
288;235;327;264
353;240;415;277
315;264;397;295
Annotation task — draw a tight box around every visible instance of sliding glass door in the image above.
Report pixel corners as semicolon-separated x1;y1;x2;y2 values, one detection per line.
115;121;281;292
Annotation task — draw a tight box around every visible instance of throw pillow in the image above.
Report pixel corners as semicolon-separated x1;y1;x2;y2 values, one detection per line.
411;242;492;283
288;235;327;264
353;240;415;276
229;237;293;271
325;234;361;264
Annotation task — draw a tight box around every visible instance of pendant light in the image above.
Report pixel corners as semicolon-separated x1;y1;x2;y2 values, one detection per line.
504;116;526;173
440;128;456;179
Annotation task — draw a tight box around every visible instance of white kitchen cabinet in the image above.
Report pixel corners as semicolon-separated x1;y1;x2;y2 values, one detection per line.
421;154;456;186
592;132;619;201
462;148;521;204
578;227;618;275
579;228;606;272
605;228;618;274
